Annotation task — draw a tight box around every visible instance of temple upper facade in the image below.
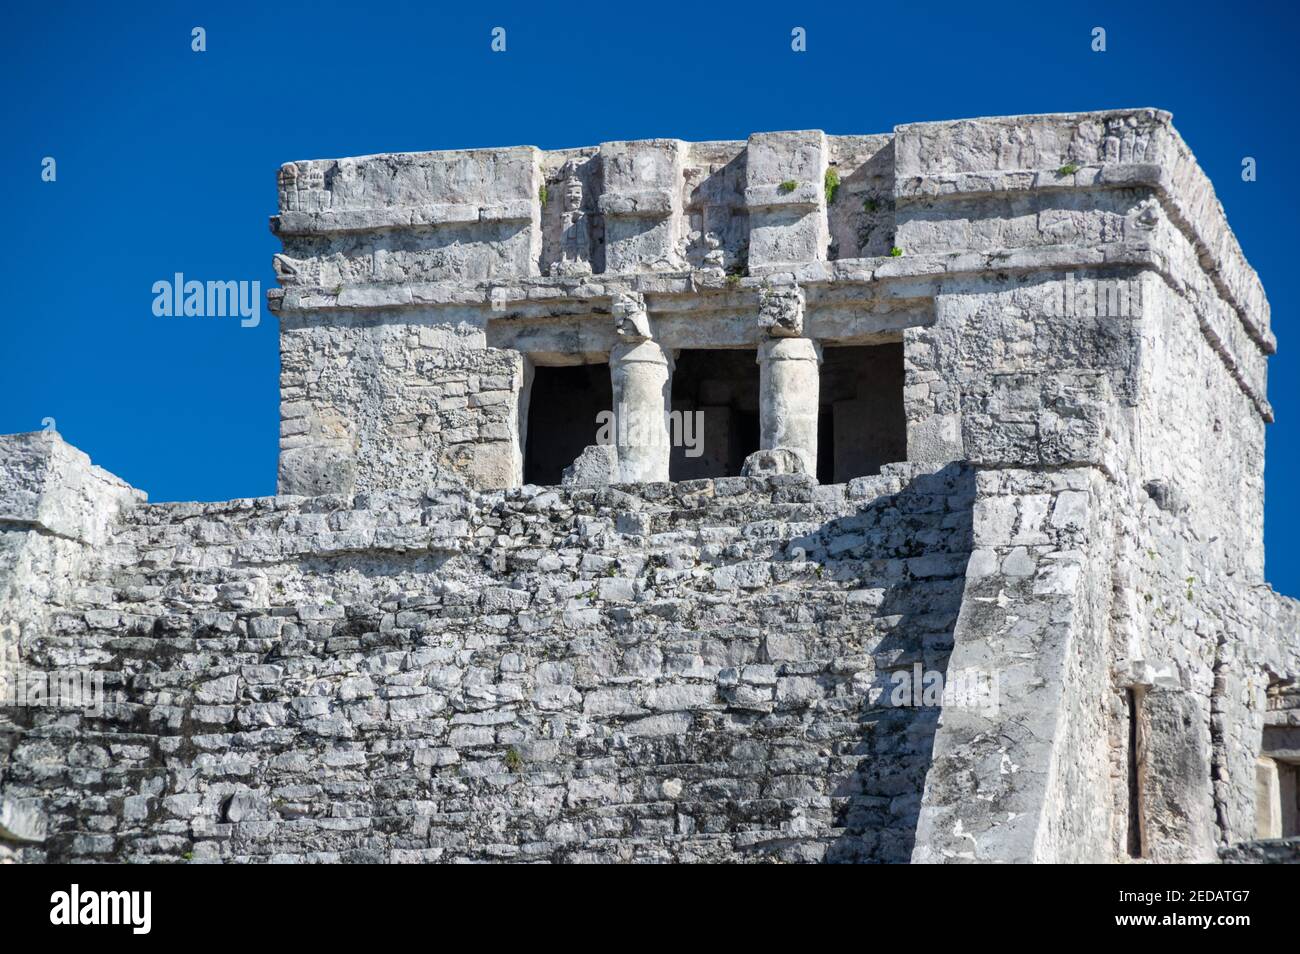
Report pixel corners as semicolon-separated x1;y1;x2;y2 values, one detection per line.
2;109;1296;864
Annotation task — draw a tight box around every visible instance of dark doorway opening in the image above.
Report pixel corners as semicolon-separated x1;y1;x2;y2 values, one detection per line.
523;363;611;485
819;342;907;482
817;404;835;484
669;349;760;480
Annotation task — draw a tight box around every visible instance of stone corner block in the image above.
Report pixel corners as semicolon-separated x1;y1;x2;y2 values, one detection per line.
0;432;145;544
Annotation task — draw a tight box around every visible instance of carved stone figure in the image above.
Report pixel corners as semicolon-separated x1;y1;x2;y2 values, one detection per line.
612;290;651;341
758;282;805;337
553;159;592;277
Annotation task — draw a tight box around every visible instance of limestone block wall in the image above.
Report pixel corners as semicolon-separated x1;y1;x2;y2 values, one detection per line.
893;110;1271;469
599;139;687;272
826;135;894;260
2;464;974;864
892;108;1272;342
911;455;1299;863
745;131;828;269
278;311;527;495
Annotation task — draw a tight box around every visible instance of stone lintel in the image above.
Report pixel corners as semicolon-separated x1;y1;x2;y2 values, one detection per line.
273;199;536;236
266;241;1191;316
268;233;1272;424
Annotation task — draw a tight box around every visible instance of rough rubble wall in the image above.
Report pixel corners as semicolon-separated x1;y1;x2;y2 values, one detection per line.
279;312;526;495
904;271;1137;470
904;266;1293;862
2;461;973;863
903;272;1136;862
1132;274;1266;577
0;435;143;656
895;216;1285;860
1108;467;1298;861
1097;269;1281;861
0;435;144;860
272;145;544;498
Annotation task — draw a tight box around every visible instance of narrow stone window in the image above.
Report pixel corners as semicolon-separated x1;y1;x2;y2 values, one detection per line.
1126;687;1146;858
669;349;760;480
523;363;612;485
816;403;835;484
819;342;907;482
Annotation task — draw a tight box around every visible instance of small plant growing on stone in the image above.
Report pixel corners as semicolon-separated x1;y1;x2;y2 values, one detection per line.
824;168;840;204
1057;162;1080;177
889;246;904;257
778;180;798;194
863;197;879;213
538;183;548;205
504;747;524;772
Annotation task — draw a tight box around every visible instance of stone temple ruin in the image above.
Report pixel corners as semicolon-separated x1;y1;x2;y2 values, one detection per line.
2;109;1299;863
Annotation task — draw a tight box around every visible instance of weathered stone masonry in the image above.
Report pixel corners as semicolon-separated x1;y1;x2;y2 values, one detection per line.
2;457;973;863
2;108;1299;863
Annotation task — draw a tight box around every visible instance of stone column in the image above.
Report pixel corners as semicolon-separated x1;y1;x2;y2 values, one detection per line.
757;338;821;475
609;340;673;482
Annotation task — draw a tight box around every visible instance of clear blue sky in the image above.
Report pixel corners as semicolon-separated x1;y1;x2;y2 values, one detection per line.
3;1;1298;589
